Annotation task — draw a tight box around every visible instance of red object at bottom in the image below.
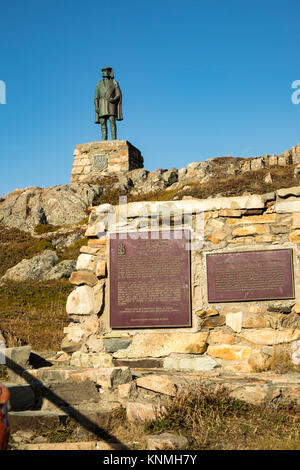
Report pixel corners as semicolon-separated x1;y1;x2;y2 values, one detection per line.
0;384;10;450
0;417;10;450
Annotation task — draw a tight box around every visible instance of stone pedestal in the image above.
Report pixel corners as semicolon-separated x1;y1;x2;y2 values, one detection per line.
70;140;144;183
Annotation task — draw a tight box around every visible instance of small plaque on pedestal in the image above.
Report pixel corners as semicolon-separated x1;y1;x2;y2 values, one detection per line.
93;154;108;171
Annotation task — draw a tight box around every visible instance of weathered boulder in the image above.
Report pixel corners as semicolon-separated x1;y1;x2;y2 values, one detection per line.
126;401;165;423
43;260;76;280
229;385;269;405
51;232;83;250
103;337;132;353
1;250;58;282
294;164;300;178
127;168;149;186
146;433;189;450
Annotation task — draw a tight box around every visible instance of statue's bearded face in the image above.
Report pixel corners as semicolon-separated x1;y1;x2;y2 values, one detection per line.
102;68;112;79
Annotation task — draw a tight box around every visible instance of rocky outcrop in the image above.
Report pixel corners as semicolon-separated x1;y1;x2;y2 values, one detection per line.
1;144;300;234
0;183;102;233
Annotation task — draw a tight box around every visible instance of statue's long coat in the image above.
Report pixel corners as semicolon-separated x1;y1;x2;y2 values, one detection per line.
94;79;123;122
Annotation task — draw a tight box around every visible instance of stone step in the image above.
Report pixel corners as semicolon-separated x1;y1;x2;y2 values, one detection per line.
22;366;81;383
5;383;36;411
8;408;126;450
4;379;101;412
4;365;133;412
18;440;126;450
22;365;133;386
8;410;69;432
8;408;113;433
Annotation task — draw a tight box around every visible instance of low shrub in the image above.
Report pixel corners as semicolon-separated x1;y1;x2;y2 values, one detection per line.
34;224;61;234
27;239;55;253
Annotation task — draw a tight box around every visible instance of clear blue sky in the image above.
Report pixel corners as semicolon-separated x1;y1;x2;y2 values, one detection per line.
0;0;300;196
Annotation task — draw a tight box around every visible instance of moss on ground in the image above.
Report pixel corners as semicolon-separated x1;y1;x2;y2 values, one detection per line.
27;239;55;253
34;224;61;235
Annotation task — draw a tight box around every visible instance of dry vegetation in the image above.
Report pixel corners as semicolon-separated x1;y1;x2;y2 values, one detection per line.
0;280;72;350
92;165;299;206
0;226;39;278
105;388;300;450
0;225;85;350
21;387;300;450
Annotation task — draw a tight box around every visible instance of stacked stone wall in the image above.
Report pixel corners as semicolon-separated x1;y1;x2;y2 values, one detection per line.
62;186;300;373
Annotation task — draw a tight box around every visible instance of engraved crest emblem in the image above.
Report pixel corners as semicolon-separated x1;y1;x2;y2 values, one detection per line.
93;154;108;172
117;243;126;256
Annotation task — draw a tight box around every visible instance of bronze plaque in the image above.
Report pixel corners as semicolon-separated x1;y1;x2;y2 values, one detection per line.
93;154;108;171
109;230;191;328
207;249;294;302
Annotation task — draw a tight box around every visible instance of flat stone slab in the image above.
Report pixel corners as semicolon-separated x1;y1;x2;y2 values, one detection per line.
275;200;300;213
113;332;209;358
113;358;163;369
104;337;132;353
136;374;188;396
8;410;69;432
41;381;100;408
19;440;126;450
163;355;219;372
104;194;269;219
277;186;300;198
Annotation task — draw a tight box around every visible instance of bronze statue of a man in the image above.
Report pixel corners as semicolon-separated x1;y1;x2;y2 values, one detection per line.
94;67;123;140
